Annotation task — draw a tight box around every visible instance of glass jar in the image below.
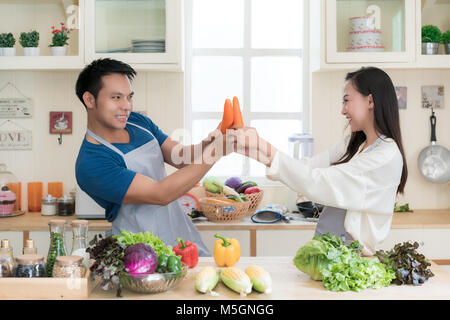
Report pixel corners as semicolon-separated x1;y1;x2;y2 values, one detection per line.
52;255;86;278
70;220;90;268
41;195;57;216
0;239;15;275
0;259;11;277
13;254;47;278
57;194;75;216
47;220;67;277
23;239;37;255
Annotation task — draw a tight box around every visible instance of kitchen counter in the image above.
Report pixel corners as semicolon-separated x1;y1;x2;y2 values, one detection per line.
1;209;449;231
89;256;450;300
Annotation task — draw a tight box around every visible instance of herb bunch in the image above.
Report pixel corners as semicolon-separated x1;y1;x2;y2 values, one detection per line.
375;241;434;286
87;234;127;297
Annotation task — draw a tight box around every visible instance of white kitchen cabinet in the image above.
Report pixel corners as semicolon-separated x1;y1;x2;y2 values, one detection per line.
0;0;182;71
256;229;315;257
311;0;450;70
84;0;183;71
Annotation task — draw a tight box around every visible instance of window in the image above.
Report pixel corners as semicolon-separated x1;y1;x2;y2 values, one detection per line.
185;0;309;180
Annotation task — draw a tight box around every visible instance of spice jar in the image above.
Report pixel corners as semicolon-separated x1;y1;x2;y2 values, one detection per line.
23;239;37;255
0;239;15;275
46;220;67;277
71;220;89;268
57;194;75;216
41;195;57;216
13;254;47;278
52;255;86;278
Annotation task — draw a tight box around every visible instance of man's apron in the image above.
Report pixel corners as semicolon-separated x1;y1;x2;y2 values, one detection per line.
87;122;210;256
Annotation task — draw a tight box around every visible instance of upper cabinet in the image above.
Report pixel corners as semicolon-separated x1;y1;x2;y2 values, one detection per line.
310;0;450;71
84;0;182;70
0;0;183;71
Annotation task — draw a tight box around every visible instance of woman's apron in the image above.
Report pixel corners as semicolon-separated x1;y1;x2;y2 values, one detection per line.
314;135;386;244
87;122;210;257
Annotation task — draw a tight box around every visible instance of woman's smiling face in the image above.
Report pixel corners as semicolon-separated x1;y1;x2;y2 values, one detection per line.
341;80;374;132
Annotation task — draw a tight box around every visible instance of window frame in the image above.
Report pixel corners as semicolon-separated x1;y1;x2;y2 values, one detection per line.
184;0;311;183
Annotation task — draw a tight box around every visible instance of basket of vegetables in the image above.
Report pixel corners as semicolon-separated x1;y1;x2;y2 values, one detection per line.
87;231;188;297
199;196;251;223
202;176;264;217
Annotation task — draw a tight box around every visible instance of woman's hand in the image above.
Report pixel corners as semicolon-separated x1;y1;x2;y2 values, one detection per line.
229;126;278;167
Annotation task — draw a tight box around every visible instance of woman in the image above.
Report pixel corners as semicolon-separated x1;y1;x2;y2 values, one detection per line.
232;67;407;256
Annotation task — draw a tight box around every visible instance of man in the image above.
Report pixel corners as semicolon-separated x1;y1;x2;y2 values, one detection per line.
75;58;220;256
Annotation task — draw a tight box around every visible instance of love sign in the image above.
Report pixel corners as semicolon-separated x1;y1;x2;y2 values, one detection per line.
0;129;32;150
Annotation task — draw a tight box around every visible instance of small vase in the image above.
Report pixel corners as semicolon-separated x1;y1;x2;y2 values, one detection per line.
23;47;40;56
1;47;16;56
421;43;439;55
445;43;450;55
50;46;67;56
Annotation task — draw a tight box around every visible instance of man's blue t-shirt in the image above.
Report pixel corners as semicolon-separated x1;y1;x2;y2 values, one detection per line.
75;112;168;222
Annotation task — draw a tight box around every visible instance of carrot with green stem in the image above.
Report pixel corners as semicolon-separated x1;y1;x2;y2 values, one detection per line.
232;96;244;128
221;98;234;134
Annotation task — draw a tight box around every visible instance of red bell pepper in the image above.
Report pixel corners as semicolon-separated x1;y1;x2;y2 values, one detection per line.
173;238;198;268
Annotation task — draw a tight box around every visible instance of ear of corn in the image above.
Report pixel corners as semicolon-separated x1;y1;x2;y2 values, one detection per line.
245;265;272;294
220;267;252;295
195;266;219;294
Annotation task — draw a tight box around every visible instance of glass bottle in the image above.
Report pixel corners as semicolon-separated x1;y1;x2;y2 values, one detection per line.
0;239;15;276
70;220;90;268
13;254;47;278
23;239;37;255
47;220;67;277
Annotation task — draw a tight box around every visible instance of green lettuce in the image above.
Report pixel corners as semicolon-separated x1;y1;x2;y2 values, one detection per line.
113;230;174;257
293;233;394;291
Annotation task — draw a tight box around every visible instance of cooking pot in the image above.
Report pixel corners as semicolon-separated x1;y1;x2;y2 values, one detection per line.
417;110;450;184
296;201;324;218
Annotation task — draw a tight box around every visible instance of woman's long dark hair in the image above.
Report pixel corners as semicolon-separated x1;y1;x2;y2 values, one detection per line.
332;67;408;194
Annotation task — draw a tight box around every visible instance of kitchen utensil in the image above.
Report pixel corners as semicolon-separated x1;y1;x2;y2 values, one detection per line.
417;110;450;184
119;262;188;294
296;201;323;218
178;193;200;215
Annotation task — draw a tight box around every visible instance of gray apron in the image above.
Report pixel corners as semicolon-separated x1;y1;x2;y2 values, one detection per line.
314;135;386;244
87;122;210;257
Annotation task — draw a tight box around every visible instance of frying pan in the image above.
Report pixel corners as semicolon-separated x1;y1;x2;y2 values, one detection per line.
417;110;450;184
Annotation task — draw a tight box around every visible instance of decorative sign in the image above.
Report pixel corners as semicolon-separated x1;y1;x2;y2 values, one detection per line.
0;129;32;150
395;86;407;109
0;98;33;118
422;85;444;109
50;111;72;134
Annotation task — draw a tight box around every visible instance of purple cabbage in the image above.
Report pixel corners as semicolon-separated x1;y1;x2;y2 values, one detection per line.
123;243;158;274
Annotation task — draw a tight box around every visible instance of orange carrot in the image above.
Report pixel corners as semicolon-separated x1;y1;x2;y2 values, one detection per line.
221;98;234;134
232;96;244;128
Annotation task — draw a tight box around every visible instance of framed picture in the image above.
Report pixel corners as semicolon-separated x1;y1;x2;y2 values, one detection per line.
49;111;72;134
395;86;407;109
422;86;444;109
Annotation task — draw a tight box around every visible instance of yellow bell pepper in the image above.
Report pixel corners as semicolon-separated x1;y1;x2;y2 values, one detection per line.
213;233;241;267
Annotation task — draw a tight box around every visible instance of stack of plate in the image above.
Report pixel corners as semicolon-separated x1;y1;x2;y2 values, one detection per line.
131;39;165;53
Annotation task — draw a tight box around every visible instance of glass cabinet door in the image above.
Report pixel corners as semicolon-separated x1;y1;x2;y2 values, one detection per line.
85;0;181;66
326;0;415;63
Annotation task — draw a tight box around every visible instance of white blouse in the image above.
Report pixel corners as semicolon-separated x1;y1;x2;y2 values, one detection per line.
266;135;403;256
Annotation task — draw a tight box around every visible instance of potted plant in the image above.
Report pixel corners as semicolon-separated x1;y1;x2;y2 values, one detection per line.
421;25;441;55
49;22;71;56
441;30;450;54
19;30;40;56
0;33;16;56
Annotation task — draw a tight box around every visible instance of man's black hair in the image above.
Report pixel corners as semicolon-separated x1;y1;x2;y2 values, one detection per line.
75;58;137;108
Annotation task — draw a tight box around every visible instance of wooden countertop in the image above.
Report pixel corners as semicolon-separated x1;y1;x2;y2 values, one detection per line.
1;209;449;231
89;256;450;300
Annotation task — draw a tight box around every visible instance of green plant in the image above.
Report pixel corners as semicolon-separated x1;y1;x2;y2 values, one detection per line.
49;22;71;47
0;33;15;47
441;30;450;44
19;30;39;47
421;25;441;43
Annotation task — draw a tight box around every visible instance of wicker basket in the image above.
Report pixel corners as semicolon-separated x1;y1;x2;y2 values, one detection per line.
199;198;251;223
205;190;222;197
243;190;264;217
